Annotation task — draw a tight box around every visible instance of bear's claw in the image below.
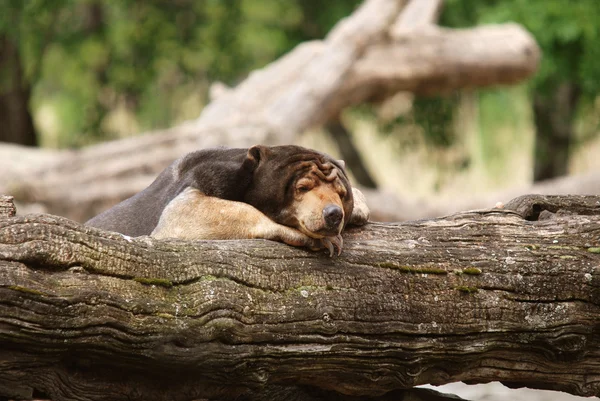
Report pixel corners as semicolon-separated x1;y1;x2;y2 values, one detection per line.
321;234;343;257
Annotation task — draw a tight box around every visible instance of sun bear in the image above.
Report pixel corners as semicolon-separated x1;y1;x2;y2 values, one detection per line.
86;145;369;255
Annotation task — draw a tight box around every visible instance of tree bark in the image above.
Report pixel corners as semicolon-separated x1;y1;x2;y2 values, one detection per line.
0;195;16;218
0;194;599;400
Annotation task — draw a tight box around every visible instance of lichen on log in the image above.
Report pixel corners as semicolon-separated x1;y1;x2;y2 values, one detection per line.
0;195;599;400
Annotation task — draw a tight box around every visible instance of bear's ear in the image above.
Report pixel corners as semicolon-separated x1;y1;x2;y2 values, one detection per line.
336;159;346;169
244;145;271;171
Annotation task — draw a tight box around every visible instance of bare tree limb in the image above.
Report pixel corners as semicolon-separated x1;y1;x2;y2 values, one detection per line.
390;0;444;36
331;24;539;116
363;171;600;222
0;195;599;400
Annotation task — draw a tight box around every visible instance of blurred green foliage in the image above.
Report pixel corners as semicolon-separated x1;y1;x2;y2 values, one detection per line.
442;0;600;97
1;0;360;147
403;0;600;176
380;95;461;149
2;0;599;153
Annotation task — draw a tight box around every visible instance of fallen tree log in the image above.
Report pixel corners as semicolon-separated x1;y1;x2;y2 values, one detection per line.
0;0;540;223
0;194;599;401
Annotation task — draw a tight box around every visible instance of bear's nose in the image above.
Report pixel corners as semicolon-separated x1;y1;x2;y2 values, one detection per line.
323;204;343;228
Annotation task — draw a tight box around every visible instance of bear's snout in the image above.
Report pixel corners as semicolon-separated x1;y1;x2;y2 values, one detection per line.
322;204;343;230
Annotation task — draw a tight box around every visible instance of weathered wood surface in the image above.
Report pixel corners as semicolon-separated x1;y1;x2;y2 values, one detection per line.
0;195;15;218
0;194;599;401
0;0;540;223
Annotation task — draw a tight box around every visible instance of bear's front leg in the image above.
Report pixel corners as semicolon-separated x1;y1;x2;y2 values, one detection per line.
349;187;370;226
152;187;325;252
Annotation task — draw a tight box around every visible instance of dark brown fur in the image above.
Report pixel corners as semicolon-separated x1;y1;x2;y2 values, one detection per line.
86;145;368;254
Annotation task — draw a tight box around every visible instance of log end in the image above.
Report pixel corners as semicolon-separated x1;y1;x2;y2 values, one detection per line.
0;195;16;218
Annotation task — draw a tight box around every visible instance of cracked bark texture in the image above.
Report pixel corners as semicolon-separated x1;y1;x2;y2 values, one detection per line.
0;195;599;401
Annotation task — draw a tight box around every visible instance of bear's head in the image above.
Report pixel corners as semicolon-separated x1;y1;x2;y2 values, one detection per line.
241;145;354;239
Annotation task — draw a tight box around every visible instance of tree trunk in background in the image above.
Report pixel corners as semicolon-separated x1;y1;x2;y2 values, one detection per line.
0;35;37;147
532;82;580;182
326;117;378;189
82;1;110;144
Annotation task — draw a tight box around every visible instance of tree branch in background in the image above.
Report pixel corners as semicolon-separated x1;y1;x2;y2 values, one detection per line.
390;0;444;34
363;169;600;222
